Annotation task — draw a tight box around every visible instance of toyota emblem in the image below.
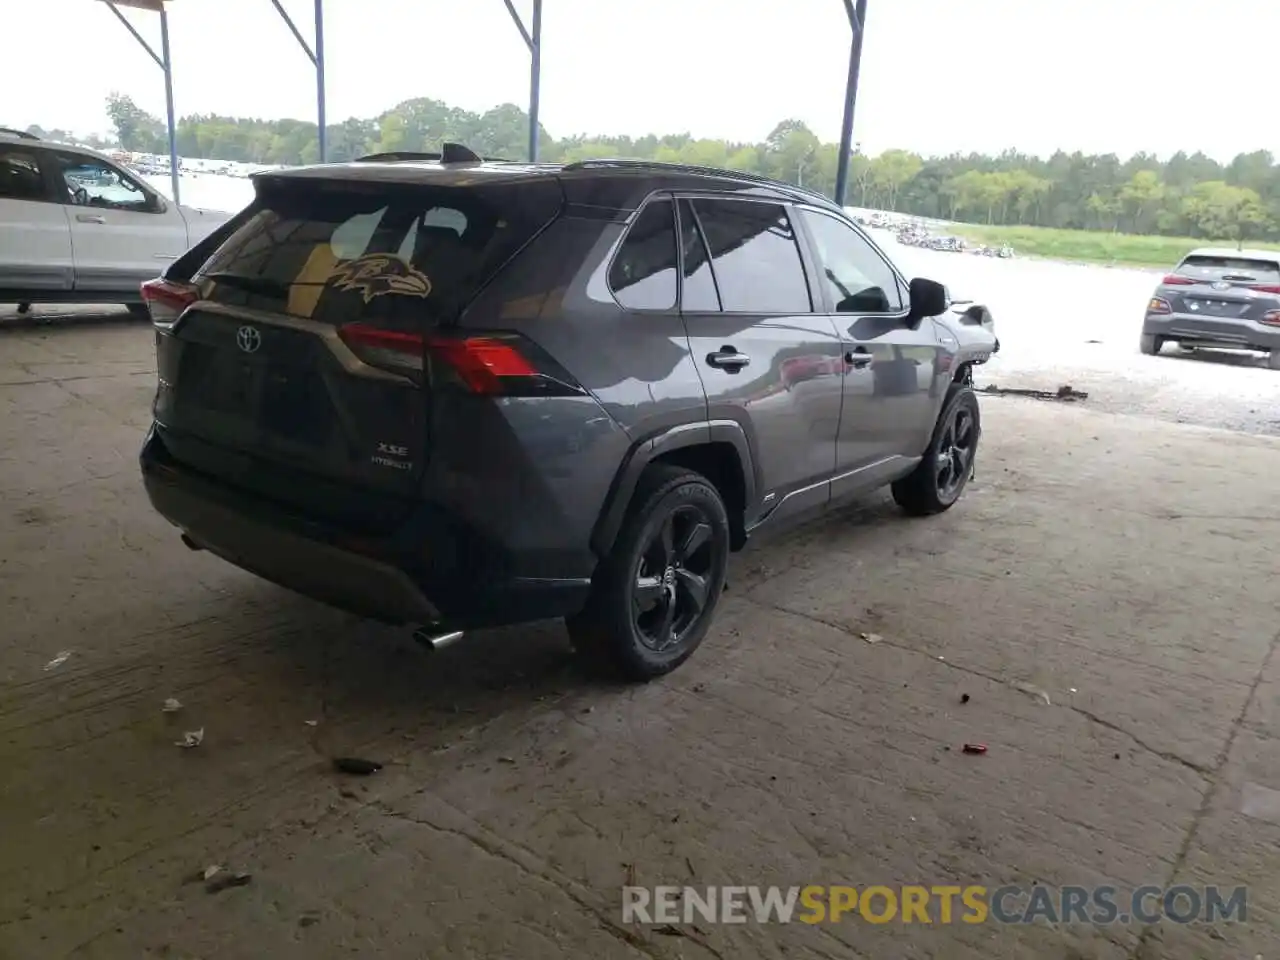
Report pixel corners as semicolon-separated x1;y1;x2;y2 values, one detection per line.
236;325;262;353
1212;280;1230;290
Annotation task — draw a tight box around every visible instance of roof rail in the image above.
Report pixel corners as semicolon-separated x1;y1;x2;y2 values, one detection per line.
0;126;40;141
355;142;506;164
560;158;834;205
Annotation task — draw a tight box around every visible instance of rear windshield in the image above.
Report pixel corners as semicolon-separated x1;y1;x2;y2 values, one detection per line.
194;176;562;326
1176;255;1280;283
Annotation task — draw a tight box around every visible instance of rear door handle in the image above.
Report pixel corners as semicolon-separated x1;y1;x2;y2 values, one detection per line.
76;214;106;224
845;348;873;368
706;346;751;370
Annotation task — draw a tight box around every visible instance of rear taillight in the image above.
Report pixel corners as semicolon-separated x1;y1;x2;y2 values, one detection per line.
1148;297;1172;315
140;277;198;327
337;323;426;376
1251;284;1280;295
337;323;555;395
1260;310;1280;327
1162;274;1196;285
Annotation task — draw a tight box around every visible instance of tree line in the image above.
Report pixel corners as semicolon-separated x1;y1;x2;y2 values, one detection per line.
50;93;1280;243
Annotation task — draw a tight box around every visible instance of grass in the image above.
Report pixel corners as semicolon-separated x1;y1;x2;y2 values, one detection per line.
947;223;1280;269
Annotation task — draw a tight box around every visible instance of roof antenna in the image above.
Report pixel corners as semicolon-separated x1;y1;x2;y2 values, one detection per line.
440;142;482;164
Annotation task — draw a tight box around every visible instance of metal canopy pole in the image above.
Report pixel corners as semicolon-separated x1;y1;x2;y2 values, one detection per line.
269;0;327;161
833;0;868;207
102;0;181;203
503;0;543;161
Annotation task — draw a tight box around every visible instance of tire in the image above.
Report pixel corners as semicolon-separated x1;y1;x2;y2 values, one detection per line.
1268;351;1280;371
566;463;731;681
892;384;981;517
1139;334;1162;356
127;303;150;320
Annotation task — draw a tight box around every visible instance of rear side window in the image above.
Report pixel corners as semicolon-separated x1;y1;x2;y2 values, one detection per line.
0;147;46;202
195;178;561;327
1177;255;1280;283
677;199;720;312
690;198;811;313
608;198;678;310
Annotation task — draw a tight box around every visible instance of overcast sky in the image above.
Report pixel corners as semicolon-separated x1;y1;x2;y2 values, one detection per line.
6;0;1277;162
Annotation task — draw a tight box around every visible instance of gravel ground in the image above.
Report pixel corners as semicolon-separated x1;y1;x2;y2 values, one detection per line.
2;313;1280;959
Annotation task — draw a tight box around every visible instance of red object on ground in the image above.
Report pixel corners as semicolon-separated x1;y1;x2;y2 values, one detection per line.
961;743;987;755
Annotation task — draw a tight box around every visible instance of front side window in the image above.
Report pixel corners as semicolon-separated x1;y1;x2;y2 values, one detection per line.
690;198;811;314
52;153;158;212
608;198;678;311
799;208;904;314
0;147;47;202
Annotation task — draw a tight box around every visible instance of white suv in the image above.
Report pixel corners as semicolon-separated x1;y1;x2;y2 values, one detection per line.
0;128;232;316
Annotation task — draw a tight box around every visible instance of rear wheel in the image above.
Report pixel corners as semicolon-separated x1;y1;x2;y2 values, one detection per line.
892;385;980;517
1139;334;1163;356
127;303;150;320
567;463;730;681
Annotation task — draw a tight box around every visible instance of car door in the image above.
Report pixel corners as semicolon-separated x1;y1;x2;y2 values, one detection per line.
677;195;843;528
0;144;73;293
793;205;945;500
49;151;188;293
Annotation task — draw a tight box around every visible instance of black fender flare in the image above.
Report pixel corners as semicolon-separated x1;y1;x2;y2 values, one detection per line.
589;419;757;558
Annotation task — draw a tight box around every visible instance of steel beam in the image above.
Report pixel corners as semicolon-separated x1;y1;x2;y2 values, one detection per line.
102;0;181;203
503;0;543;161
833;0;868;207
269;0;327;161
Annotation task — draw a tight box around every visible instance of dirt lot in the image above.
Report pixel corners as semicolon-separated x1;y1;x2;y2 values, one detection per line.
3;315;1280;959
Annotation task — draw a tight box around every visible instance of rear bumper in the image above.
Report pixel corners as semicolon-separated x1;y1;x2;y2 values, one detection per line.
140;427;593;629
1143;312;1280;352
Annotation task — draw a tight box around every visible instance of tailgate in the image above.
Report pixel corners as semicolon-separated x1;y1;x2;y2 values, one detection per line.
152;172;563;525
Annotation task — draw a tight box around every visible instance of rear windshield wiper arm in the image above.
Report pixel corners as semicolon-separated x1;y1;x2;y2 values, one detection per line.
202;272;292;298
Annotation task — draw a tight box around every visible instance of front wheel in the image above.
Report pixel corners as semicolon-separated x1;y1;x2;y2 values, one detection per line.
567;463;730;681
892;385;981;517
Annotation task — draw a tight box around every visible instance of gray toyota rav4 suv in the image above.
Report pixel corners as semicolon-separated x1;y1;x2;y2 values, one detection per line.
139;145;997;680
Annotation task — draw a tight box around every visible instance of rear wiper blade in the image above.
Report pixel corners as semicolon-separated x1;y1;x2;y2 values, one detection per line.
1221;274;1257;282
203;272;291;297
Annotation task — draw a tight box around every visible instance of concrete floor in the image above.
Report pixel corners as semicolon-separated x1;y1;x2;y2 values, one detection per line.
3;314;1280;959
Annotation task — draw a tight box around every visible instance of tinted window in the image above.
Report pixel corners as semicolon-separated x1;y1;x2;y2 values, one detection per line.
799;208;904;313
691;198;811;313
1177;255;1280;283
0;148;46;201
194;178;561;326
677;199;720;312
52;153;157;212
609;199;677;310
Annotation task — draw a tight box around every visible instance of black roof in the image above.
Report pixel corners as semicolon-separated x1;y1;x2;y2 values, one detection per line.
268;142;842;213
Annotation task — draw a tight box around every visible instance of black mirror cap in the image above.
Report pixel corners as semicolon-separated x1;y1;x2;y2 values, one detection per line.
908;277;950;324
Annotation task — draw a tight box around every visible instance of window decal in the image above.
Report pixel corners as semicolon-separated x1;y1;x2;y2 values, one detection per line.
327;254;432;303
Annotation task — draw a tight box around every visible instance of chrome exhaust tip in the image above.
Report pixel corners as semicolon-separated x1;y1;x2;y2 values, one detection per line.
413;628;465;652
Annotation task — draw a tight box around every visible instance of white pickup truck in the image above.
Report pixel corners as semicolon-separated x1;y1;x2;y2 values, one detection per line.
0;129;232;316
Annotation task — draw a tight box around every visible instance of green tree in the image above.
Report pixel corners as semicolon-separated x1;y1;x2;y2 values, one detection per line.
1182;182;1270;245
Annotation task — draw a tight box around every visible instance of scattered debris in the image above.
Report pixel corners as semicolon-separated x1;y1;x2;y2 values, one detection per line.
305;719;318;727
299;915;320;928
183;864;222;885
497;756;516;765
1013;682;1051;706
203;865;221;881
175;728;204;749
205;871;252;894
960;693;971;704
655;924;686;937
1085;339;1103;344
691;682;706;693
161;698;183;714
44;651;72;671
961;743;988;755
980;384;1089;403
333;757;382;776
1069;687;1077;694
859;632;883;644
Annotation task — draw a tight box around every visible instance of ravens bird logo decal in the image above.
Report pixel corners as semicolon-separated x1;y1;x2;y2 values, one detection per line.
328;254;433;304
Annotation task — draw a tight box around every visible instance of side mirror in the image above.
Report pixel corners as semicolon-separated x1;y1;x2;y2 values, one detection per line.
907;277;949;324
